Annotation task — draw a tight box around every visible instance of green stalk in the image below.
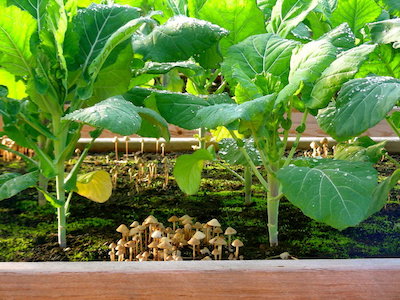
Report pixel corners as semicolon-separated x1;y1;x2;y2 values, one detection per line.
216;162;244;182
199;127;206;149
283;109;309;167
386;116;400;138
266;166;283;247
53;116;68;248
229;130;269;192
244;166;252;205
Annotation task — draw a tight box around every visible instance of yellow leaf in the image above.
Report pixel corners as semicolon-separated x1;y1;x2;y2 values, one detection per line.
210;127;243;142
76;170;112;203
0;69;27;99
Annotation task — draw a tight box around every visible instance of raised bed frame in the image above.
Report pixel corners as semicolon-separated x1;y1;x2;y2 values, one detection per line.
0;259;399;299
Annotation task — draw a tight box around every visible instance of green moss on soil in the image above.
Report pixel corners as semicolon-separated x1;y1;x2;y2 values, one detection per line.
0;152;399;261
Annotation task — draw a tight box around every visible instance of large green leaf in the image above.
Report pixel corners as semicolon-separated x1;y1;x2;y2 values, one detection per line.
356;44;400;78
196;95;275;129
306;44;376;109
0;69;27;99
0;6;36;76
198;0;266;54
88;45;133;106
222;33;299;87
63;96;142;136
289;39;337;85
317;23;355;50
218;138;261;166
132;16;228;62
0;171;39;201
317;77;400;140
368;19;400;49
188;0;207;17
277;160;378;230
135;61;204;76
331;0;381;36
375;0;400;17
145;90;209;130
8;0;48;31
66;4;141;72
134;106;170;141
334;138;386;163
173;149;213;195
368;169;400;216
267;0;319;38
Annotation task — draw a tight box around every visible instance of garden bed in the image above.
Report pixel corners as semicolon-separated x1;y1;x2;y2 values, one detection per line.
1;151;399;262
0;259;399;299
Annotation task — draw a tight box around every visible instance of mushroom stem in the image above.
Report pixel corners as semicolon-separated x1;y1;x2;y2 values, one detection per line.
235;246;239;259
140;139;144;154
218;245;222;260
192;245;196;260
114;137;119;160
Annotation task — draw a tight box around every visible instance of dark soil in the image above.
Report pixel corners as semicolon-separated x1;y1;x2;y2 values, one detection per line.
0;151;399;261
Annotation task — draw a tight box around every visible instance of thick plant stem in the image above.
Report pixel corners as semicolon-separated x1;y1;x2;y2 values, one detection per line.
53;116;67;248
199;127;206;149
267;171;280;247
244;166;252;205
56;166;67;248
386;117;400;138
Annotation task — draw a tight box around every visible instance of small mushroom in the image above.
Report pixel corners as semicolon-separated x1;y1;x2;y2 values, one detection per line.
113;136;119;160
160;143;166;157
140;138;145;154
224;227;237;250
231;239;244;260
115;244;126;261
108;243;117;261
124;241;136;261
213;236;227;260
124;136;130;159
201;256;212;261
211;248;219;260
116;224;129;241
192;230;206;241
187;237;200;260
158;240;173;261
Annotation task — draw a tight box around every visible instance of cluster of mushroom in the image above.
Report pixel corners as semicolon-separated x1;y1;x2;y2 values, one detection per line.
108;215;244;262
0;137;33;162
108;156;170;191
304;137;329;158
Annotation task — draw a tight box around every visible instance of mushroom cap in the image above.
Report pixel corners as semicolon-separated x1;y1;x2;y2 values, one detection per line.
202;256;212;260
232;239;244;247
129;228;138;236
207;218;221;227
144;215;158;225
151;230;163;239
208;237;217;244
211;248;219;255
148;240;159;248
179;214;192;221
184;223;192;230
310;141;318;149
124;241;136;248
116;224;129;234
117;238;126;245
116;244;126;251
161;157;169;164
142;251;150;258
193;222;203;230
182;218;193;225
168;215;179;223
130;221;139;227
109;242;117;249
320;137;328;145
200;247;211;255
214;236;227;246
113;136;119;143
174;256;183;261
213;227;223;235
187;237;200;246
136;225;146;231
158;240;173;249
224;227;237;235
166;255;174;261
193;231;206;240
123;136;130;142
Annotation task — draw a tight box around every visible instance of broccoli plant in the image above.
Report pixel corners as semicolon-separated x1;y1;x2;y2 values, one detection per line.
123;0;400;246
0;1;170;247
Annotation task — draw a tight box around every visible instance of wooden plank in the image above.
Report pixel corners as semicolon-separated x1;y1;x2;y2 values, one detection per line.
0;260;399;299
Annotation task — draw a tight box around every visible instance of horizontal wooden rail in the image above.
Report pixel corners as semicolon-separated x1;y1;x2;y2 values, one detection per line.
0;259;399;299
